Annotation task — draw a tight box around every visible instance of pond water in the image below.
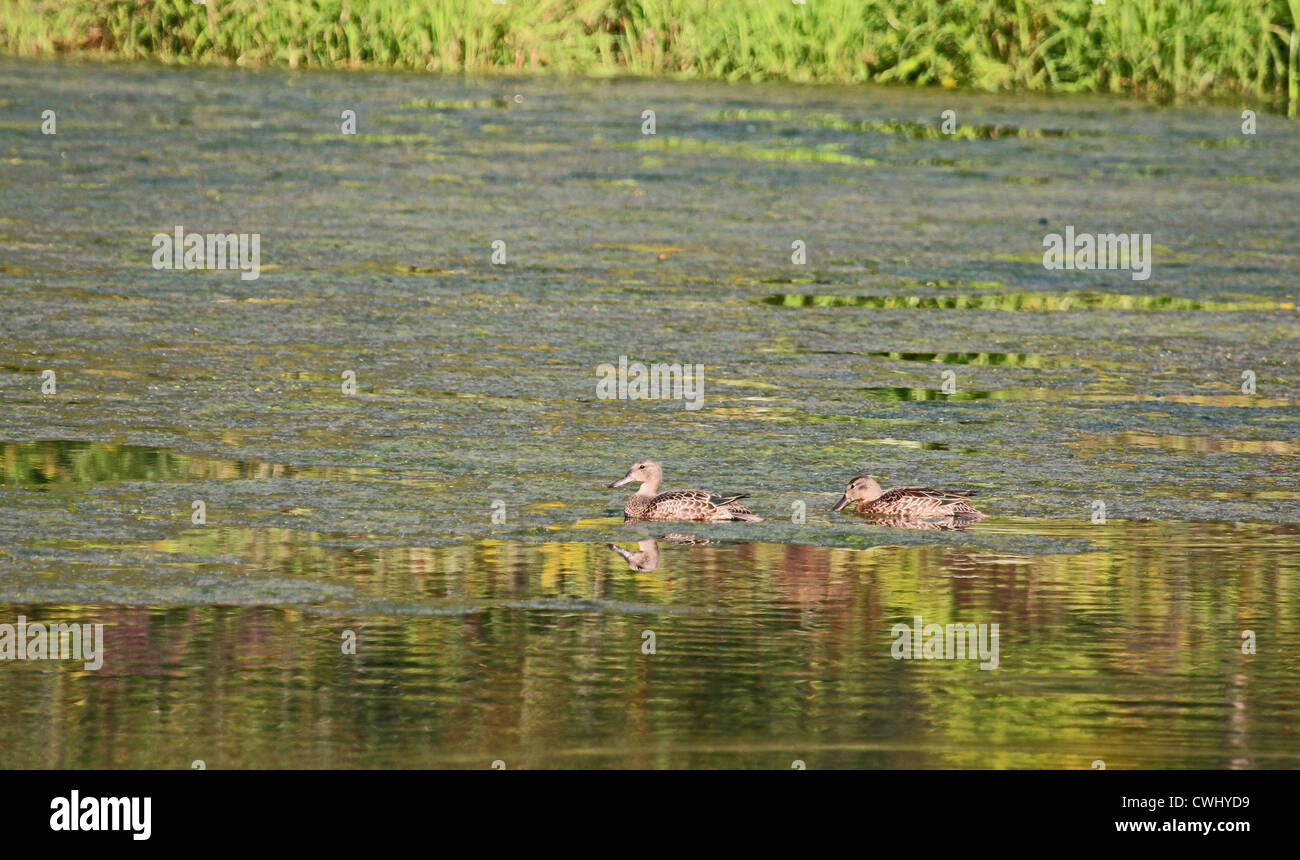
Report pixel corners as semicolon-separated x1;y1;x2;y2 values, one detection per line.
0;58;1296;768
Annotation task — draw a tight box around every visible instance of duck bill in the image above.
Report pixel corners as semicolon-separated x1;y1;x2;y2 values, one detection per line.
832;494;852;512
608;473;634;488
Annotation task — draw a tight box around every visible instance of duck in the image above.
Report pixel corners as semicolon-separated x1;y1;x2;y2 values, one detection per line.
832;475;987;520
608;459;763;522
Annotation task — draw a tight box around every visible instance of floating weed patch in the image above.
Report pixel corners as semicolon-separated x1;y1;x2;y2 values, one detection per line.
400;97;509;110
1191;137;1254;148
759;274;864;288
626;137;876;166
1072;433;1299;456
589;241;684;255
309;132;440;145
1209;489;1300;500
858;389;1300;406
1120;394;1300;408
858;438;976;452
707;109;1082;139
863;439;967;452
908;157;995;168
854;386;1144;404
761;292;1289;311
1000;175;1054;184
710;378;785;391
393;264;453;275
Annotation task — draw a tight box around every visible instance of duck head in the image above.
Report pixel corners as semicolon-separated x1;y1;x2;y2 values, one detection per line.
832;475;883;511
608;459;664;495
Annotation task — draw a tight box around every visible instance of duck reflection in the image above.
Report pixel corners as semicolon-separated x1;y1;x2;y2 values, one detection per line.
659;533;719;546
857;513;986;531
607;538;661;572
607;533;720;572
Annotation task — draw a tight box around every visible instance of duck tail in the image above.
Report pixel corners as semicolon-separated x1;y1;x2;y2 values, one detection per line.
730;511;764;522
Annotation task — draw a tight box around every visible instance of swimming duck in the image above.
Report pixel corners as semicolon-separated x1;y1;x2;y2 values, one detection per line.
832;475;987;520
608;460;763;522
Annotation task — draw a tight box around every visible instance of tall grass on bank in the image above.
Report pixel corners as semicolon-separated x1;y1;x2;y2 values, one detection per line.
1;1;1297;114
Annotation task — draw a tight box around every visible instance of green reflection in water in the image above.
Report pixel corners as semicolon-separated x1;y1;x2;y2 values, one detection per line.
2;440;266;486
0;518;1296;769
864;351;1066;367
0;440;368;486
859;387;994;402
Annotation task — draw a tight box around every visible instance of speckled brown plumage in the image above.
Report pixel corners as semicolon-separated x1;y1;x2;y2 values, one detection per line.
608;459;763;523
833;475;987;520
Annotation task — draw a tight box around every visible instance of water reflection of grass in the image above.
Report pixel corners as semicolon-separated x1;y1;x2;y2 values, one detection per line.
1;440;210;486
1;518;1296;768
863;351;1070;368
0;440;358;486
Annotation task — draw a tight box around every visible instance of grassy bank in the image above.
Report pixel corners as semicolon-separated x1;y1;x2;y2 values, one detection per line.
2;0;1298;113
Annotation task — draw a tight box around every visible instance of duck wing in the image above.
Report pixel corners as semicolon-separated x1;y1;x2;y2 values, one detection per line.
709;492;750;506
650;489;746;505
866;487;985;518
644;489;715;518
879;487;975;503
646;490;761;521
652;489;713;503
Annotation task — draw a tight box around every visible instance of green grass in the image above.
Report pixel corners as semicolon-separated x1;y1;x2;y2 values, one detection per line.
1;0;1297;114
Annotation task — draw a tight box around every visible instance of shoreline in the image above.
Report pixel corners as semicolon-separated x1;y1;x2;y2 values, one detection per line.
2;0;1296;115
